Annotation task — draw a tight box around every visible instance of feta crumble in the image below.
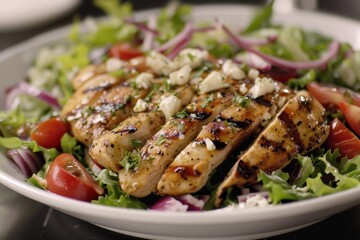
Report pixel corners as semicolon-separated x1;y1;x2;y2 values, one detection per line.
106;57;126;72
159;95;181;120
248;77;276;99
248;68;259;79
133;99;149;112
146;51;176;75
169;65;192;86
174;48;209;69
135;72;153;89
205;138;216;151
199;71;230;94
222;60;245;80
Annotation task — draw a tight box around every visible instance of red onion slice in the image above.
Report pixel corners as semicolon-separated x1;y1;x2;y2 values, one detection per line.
6;148;44;178
222;23;340;70
5;81;61;110
124;18;159;35
234;52;271;71
156;22;193;52
142;15;158;52
149;196;188;212
166;36;191;59
176;194;205;211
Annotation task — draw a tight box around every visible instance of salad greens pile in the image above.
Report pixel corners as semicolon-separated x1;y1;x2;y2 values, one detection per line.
0;0;359;211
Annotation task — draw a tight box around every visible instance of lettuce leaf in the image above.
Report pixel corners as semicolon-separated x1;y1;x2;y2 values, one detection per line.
92;169;146;209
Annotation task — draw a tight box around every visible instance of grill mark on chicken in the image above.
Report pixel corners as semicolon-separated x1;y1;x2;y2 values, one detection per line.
278;111;305;152
89;86;195;172
253;97;272;107
82;83;113;93
118;91;234;197
214;91;329;207
156;80;295;196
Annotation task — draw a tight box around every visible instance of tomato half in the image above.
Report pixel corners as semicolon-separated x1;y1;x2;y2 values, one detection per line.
108;43;143;61
306;82;360;108
31;118;70;150
338;101;360;137
46;153;104;202
326;118;360;159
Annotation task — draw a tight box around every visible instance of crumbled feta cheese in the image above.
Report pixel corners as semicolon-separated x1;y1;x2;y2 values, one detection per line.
106;57;126;72
178;134;185;140
239;84;248;95
217;92;223;99
133;99;149;112
205;138;216;151
248;77;276;99
174;48;208;69
168;65;192;85
135;72;153;89
199;71;230;94
191;141;201;148
146;51;176;75
260;111;272;127
190;77;202;85
248;68;259;79
277;96;287;108
222;60;245;80
159;95;181;120
245;194;270;208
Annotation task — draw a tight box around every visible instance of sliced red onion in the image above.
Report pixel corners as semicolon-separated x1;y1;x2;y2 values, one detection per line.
124;18;159;35
84;151;103;177
7;148;44;178
222;23;340;70
234;52;271;72
166;36;191;59
142;15;158;52
149;196;188;212
5;81;61;110
156;22;193;52
176;194;205;211
89;45;110;64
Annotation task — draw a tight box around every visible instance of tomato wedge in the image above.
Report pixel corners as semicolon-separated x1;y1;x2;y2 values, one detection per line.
326;118;360;159
306;82;360;108
46;153;104;202
31;118;70;150
108;43;143;61
338;101;360;137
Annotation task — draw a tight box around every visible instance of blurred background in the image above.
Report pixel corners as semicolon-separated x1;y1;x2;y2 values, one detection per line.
1;0;360;50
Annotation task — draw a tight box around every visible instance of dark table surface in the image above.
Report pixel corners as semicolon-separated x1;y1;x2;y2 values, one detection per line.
1;1;360;240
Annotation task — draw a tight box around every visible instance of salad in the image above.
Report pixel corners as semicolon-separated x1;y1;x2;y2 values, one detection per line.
0;0;359;212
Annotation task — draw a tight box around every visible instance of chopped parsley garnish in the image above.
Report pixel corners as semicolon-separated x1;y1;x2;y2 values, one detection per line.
155;135;167;146
174;110;189;119
201;93;215;108
233;95;251;107
120;149;142;171
130;139;143;148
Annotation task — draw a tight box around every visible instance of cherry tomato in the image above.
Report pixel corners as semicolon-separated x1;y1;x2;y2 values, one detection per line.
31;118;70;150
306;82;360;109
326;118;360;159
108;43;143;61
338;101;360;137
46;153;104;202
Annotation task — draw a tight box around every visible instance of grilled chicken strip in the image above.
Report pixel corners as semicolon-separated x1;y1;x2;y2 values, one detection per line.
119;90;234;198
89;86;195;172
157;82;295;196
61;73;120;117
72;64;106;90
214;91;329;207
70;81;151;146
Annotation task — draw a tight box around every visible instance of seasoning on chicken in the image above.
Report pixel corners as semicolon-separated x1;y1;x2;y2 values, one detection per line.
157;81;295;196
89;86;195;172
214;91;329;207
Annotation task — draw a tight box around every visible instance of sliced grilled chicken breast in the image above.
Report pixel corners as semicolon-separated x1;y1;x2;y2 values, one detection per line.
61;73;120;117
157;82;295;196
89;86;195;172
70;82;150;146
72;64;106;90
119;91;234;198
214;91;329;206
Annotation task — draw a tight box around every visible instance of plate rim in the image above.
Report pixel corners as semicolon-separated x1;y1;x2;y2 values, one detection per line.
0;3;360;238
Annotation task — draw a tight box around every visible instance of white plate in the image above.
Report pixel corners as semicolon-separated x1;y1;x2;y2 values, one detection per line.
0;0;82;31
1;4;360;240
